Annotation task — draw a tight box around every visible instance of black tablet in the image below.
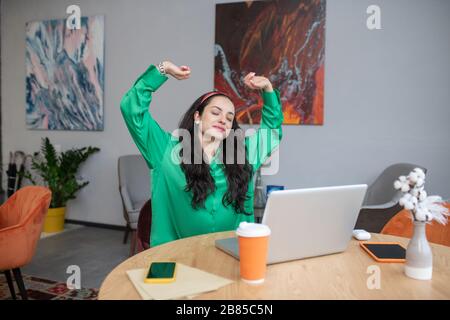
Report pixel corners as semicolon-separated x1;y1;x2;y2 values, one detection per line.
360;242;406;263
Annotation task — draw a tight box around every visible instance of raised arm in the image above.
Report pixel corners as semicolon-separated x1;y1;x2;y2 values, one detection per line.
120;61;191;169
244;73;284;171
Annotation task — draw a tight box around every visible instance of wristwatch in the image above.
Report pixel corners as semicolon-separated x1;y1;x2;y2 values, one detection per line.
157;61;167;76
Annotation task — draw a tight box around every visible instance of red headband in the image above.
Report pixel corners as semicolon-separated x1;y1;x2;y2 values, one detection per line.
200;90;230;105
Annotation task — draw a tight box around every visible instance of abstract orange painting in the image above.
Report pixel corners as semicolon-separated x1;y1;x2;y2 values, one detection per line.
215;0;325;125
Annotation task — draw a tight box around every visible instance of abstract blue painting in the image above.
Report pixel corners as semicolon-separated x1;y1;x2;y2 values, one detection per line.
25;15;104;131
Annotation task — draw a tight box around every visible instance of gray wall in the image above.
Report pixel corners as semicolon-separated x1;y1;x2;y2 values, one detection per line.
2;0;449;226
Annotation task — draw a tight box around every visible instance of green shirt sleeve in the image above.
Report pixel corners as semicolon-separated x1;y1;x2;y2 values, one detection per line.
120;64;171;169
245;89;284;171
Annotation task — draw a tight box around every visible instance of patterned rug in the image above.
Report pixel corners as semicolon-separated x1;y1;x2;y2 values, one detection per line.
0;273;98;300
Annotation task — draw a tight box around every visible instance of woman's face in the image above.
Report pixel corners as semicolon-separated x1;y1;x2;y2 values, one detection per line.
195;96;235;141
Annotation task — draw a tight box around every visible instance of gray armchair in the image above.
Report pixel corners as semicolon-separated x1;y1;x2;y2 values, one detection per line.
118;155;150;256
355;163;427;232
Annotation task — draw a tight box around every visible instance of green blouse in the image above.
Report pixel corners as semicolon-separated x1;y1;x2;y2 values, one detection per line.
120;64;283;247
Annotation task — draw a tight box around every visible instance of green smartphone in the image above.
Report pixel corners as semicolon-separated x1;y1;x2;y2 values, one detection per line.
144;262;177;284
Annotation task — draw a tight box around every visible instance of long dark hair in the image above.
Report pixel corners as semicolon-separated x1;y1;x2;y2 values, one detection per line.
178;93;253;215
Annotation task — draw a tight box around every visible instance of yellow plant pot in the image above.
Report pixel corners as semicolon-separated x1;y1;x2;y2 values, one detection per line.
43;207;66;233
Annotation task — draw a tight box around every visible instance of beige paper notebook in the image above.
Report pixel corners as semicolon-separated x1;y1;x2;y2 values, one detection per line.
126;263;234;300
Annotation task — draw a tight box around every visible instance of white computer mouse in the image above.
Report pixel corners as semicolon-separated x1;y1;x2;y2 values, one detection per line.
352;229;371;241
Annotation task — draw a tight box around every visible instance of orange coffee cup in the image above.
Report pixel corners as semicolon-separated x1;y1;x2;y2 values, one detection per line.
236;222;271;284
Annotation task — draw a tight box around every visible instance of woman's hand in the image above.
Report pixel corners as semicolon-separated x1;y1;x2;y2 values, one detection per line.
162;61;191;80
243;72;273;92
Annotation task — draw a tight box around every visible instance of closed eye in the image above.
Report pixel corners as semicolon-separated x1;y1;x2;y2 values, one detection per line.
211;106;234;118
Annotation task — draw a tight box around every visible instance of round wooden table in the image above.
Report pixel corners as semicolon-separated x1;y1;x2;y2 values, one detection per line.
99;232;450;299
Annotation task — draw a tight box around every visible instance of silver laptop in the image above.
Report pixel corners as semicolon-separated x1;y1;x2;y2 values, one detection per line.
215;184;368;264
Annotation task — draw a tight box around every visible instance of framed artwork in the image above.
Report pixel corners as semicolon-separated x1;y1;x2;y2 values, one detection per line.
215;0;325;125
25;15;104;131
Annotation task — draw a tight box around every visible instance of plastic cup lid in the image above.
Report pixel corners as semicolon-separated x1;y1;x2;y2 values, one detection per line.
236;222;271;238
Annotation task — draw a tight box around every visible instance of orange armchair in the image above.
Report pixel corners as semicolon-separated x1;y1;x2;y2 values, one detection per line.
0;186;52;299
381;203;450;247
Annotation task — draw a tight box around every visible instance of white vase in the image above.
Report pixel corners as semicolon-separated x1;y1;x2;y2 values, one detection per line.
404;220;433;280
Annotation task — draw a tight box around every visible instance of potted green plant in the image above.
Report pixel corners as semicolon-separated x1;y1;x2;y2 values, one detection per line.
22;137;100;233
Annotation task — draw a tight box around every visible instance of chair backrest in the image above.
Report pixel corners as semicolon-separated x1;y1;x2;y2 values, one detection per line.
137;199;152;252
381;203;450;247
363;163;427;206
0;186;51;228
0;186;52;269
118;155;150;211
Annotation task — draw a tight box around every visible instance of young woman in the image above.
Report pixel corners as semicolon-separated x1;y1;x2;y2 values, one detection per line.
120;61;283;247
